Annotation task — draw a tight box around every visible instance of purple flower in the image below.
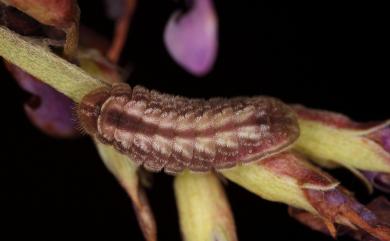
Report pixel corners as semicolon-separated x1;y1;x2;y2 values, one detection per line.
164;0;218;76
362;171;390;193
6;63;79;138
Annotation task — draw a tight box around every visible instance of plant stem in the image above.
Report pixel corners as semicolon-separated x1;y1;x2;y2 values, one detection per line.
0;26;107;102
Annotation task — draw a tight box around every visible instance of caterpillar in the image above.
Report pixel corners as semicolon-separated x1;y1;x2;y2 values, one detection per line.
77;83;299;174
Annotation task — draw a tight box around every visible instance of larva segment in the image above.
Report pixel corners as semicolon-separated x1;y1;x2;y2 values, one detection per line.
77;87;111;136
78;83;299;174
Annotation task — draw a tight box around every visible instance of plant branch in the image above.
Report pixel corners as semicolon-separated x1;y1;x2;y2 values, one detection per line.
0;26;108;102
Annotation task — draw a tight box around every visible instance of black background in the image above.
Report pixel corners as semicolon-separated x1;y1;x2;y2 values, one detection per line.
1;1;389;240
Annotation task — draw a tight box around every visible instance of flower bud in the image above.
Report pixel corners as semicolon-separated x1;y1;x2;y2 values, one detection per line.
293;105;390;173
174;172;237;241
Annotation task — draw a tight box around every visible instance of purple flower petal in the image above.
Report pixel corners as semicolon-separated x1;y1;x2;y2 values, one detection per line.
6;63;79;138
362;171;390;193
381;128;390;152
164;0;218;76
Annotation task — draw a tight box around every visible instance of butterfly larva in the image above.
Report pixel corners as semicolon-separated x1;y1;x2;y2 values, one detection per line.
77;83;299;174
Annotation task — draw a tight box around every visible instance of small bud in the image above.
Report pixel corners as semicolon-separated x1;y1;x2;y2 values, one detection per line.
293;105;390;173
174;172;237;241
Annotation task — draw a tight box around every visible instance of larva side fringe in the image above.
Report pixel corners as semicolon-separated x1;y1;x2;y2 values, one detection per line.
77;83;299;175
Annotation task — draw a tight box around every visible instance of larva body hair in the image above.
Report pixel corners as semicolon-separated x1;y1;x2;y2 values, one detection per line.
77;83;299;174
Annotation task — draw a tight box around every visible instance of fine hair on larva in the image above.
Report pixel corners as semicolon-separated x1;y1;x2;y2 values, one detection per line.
77;83;299;175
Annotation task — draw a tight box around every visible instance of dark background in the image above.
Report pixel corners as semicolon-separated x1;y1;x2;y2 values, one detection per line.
1;1;388;240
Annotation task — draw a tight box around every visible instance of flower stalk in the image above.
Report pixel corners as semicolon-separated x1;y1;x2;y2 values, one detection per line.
96;142;157;241
0;26;106;102
174;172;237;241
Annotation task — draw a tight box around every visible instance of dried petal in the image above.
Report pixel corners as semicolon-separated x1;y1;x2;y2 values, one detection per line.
293;105;390;173
1;0;77;27
222;151;390;240
347;197;390;241
96;142;157;241
1;0;80;57
0;2;66;47
174;172;237;241
164;0;218;76
288;207;331;235
290;197;390;241
367;197;390;226
0;3;41;35
104;0;137;63
304;188;390;241
5;62;78;138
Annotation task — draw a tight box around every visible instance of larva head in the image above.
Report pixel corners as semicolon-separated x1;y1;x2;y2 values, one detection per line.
77;87;110;135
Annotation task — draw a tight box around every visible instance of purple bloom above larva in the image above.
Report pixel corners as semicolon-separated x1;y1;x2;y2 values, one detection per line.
164;0;218;76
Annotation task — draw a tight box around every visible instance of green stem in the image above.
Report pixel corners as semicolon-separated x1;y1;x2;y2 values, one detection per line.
0;26;107;102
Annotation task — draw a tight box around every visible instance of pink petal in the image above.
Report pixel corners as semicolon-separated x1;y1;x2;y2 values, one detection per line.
381;128;390;152
164;0;218;76
6;63;79;138
362;171;390;193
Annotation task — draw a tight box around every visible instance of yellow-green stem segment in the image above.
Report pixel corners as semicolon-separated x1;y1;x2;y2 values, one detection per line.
174;172;237;241
0;26;107;102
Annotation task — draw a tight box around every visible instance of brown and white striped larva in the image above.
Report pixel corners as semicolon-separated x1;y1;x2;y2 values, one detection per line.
77;83;299;174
